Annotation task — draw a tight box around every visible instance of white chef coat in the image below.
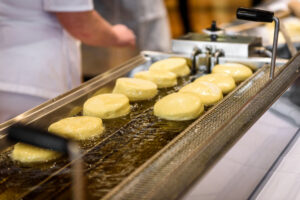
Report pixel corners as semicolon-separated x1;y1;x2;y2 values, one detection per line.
0;0;94;99
94;0;171;52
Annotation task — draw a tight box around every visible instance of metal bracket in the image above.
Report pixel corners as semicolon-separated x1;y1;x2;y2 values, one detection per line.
191;47;202;74
237;7;280;80
270;16;279;80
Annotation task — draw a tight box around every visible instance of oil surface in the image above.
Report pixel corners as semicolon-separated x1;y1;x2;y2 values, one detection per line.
0;76;199;200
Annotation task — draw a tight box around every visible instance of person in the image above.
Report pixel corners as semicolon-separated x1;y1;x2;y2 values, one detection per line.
94;0;171;52
0;0;136;123
81;0;172;79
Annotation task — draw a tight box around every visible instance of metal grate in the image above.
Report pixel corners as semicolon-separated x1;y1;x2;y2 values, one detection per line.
103;54;300;200
0;52;298;200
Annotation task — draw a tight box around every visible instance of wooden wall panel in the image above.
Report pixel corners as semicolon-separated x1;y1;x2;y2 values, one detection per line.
165;0;252;37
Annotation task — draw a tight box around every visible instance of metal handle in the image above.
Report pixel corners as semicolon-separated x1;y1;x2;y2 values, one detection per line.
237;7;279;80
7;124;85;200
8;124;69;153
236;7;274;22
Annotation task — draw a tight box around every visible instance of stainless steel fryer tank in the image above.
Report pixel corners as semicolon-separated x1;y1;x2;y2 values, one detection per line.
0;51;298;200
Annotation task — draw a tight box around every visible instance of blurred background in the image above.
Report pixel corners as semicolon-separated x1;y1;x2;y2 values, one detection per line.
82;0;264;80
165;0;252;37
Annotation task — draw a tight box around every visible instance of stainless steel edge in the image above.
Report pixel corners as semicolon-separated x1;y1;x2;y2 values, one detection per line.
102;53;300;200
0;54;147;150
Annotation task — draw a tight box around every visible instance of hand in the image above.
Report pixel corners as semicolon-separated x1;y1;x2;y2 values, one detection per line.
112;24;136;48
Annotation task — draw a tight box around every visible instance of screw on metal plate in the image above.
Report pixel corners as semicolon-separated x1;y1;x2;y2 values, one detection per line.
237;7;279;80
202;21;225;41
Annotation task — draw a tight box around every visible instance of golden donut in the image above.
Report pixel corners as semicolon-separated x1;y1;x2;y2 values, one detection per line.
195;73;236;94
149;58;190;77
113;78;158;101
134;70;177;88
12;143;60;163
83;93;130;119
212;63;253;82
179;81;223;106
154;92;204;121
48;116;104;140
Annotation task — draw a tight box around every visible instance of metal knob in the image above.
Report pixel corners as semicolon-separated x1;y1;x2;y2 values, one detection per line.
237;7;274;22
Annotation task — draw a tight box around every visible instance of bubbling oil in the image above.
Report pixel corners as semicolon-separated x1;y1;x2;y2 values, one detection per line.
0;76;196;199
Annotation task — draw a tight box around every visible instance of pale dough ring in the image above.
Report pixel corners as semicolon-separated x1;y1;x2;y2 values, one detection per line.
195;73;236;94
12;143;61;163
149;58;190;77
154;92;204;121
48;116;105;140
113;78;158;101
179;81;223;106
83;93;130;119
212;63;253;83
134;70;177;88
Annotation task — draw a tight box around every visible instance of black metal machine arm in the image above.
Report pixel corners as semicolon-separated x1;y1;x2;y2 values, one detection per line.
7;124;85;200
237;7;279;80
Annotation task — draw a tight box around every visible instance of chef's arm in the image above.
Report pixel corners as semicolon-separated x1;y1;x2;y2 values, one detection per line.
54;10;136;47
289;0;300;18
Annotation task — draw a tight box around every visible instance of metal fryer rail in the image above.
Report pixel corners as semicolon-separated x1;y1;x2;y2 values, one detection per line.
102;53;300;200
0;52;195;199
0;51;297;200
